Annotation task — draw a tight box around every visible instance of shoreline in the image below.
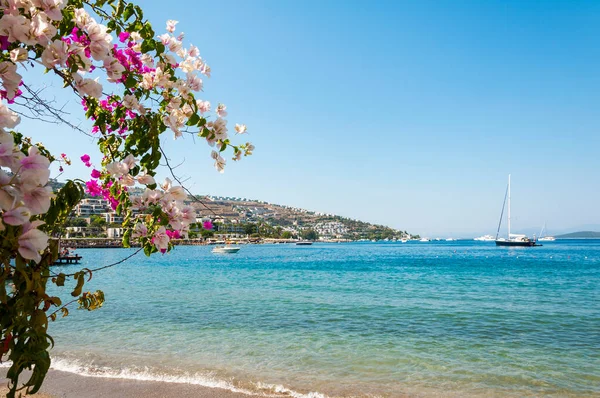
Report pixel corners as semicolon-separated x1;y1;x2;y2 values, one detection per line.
1;368;265;398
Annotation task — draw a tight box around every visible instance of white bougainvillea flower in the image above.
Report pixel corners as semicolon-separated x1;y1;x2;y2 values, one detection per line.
122;154;137;170
0;61;23;99
22;185;54;215
166;20;178;33
3;206;31;226
235;124;247;134
18;221;49;263
211;150;226;173
152;226;170;252
41;39;69;68
132;222;148;238
137;173;156;186
0;130;22;171
73;8;92;27
196;100;210;114
106;161;129;178
188;45;199;58
216;103;227;117
0;102;20;129
20;146;51;188
73;74;103;98
86;20;113;61
168;186;187;201
10;48;28;63
0;14;31;45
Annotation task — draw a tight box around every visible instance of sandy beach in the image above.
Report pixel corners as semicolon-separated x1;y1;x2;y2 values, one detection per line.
1;368;260;398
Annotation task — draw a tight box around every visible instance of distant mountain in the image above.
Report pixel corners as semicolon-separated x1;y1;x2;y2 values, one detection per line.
555;231;600;239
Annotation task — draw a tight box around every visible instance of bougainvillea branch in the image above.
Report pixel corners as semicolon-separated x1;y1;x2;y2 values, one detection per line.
0;1;253;396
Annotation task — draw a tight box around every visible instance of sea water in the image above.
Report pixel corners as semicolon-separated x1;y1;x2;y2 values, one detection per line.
45;240;599;397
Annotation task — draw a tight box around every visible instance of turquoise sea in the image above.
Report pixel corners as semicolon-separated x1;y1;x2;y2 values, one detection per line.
44;240;599;397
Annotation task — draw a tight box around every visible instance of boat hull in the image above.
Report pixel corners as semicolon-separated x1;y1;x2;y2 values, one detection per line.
495;240;541;247
212;247;241;253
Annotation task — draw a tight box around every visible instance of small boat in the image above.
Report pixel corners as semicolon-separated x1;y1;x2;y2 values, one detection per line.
419;238;430;242
400;238;408;243
212;245;241;253
495;175;541;247
445;238;456;241
474;235;495;241
296;241;313;246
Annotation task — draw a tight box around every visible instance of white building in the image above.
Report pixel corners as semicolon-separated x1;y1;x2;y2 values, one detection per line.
75;198;109;217
313;221;349;239
107;227;124;238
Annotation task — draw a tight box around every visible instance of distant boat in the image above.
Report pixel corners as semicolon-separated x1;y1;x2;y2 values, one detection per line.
495;175;540;247
419;238;430;242
445;238;456;241
212;245;241;253
538;223;556;241
400;238;408;243
474;235;495;241
296;241;313;246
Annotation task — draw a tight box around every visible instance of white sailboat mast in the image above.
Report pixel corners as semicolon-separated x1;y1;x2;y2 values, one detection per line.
508;174;511;239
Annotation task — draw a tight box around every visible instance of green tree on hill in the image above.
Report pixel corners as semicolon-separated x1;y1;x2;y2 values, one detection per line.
302;229;319;241
244;223;257;235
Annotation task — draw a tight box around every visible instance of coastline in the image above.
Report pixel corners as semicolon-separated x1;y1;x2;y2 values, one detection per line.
1;368;263;398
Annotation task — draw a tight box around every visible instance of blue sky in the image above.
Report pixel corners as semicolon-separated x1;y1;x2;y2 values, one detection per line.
18;0;600;236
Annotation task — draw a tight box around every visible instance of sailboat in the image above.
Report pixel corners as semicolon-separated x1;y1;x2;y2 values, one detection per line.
495;175;541;247
538;223;556;241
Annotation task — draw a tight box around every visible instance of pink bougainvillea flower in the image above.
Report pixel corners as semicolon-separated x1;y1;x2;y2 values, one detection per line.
90;169;101;178
0;36;9;51
165;230;181;239
85;179;102;196
118;31;130;43
202;220;213;230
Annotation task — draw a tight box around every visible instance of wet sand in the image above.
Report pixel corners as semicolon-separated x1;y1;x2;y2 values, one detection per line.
1;368;260;398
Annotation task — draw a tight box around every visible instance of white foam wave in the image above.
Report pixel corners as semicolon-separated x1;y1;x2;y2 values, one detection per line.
50;357;263;395
3;358;332;398
255;382;329;398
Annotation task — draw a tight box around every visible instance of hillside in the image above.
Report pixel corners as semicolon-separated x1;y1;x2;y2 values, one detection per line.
189;195;411;240
51;177;412;240
555;231;600;239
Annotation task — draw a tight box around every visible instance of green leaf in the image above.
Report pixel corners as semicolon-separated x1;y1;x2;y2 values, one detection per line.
71;273;85;297
124;74;137;88
140;39;155;53
155;42;165;55
123;3;134;20
55;273;66;287
186;113;200;126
